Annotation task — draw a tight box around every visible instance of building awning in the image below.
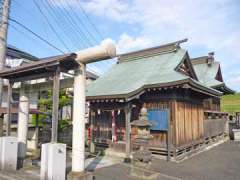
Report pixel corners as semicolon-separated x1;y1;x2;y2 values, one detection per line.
0;53;79;82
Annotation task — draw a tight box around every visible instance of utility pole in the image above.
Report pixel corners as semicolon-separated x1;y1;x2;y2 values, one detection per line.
0;0;11;105
0;0;11;136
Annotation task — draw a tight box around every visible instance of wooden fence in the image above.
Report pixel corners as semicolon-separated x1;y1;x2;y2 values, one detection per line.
203;111;228;138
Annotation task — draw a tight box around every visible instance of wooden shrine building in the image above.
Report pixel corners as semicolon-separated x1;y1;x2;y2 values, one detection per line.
86;39;232;160
191;53;234;111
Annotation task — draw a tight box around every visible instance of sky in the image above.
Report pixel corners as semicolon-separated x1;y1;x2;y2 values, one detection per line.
7;0;240;91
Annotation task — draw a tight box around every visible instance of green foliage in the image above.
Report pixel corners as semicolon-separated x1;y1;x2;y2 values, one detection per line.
38;89;72;110
32;89;72;127
59;95;72;107
31;114;49;127
58;119;70;131
221;93;240;114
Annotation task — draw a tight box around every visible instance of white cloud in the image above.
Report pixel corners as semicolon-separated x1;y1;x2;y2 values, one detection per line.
116;33;152;54
50;0;240;90
79;0;239;53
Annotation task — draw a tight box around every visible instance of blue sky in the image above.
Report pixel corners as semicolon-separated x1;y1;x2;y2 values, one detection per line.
8;0;240;91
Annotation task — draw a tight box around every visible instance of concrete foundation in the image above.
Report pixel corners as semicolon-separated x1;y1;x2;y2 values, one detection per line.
40;143;66;180
0;136;18;170
232;129;240;141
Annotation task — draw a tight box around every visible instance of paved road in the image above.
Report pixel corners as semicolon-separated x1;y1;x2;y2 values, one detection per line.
0;169;39;180
0;140;239;180
93;141;240;180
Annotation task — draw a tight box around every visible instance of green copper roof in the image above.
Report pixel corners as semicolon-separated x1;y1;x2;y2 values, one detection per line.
192;58;235;94
193;61;222;87
87;48;221;99
87;49;186;97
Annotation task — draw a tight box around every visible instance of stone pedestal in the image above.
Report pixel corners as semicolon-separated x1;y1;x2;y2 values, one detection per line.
68;171;93;180
40;143;66;180
233;129;240;141
0;136;18;170
90;142;95;154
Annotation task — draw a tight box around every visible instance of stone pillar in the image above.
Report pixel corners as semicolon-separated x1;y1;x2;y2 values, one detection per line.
17;87;29;167
0;117;3;136
72;64;86;173
34;114;39;150
51;69;60;142
112;110;117;142
124;103;131;162
6;81;12;136
89;110;95;154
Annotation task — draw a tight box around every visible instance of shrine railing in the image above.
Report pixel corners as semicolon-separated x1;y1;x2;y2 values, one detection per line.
203;111;228;138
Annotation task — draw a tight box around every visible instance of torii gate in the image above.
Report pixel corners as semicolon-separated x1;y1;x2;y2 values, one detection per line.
0;40;116;178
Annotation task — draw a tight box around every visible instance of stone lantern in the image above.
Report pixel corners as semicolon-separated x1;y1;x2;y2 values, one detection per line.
130;106;159;179
131;106;153;164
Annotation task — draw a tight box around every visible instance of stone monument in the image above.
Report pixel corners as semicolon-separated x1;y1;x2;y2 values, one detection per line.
130;105;159;179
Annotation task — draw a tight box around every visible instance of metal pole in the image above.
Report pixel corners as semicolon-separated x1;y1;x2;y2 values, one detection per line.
72;63;86;172
51;70;60;142
0;0;11;104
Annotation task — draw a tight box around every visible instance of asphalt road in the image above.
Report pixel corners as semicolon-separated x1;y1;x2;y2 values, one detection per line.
93;141;240;180
0;140;239;180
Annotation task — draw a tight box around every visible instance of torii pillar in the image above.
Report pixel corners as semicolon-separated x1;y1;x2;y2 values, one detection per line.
69;40;116;178
71;63;86;173
17;85;29;167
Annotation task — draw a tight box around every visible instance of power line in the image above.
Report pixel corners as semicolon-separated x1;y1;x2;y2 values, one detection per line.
9;19;109;75
11;0;51;43
75;0;104;41
64;0;99;45
9;1;111;74
50;0;93;47
9;18;65;53
41;0;83;50
9;22;52;54
48;0;89;48
33;0;71;52
72;0;113;68
12;0;36;19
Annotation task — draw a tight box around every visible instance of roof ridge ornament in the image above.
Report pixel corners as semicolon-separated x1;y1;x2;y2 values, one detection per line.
207;52;214;66
118;38;188;63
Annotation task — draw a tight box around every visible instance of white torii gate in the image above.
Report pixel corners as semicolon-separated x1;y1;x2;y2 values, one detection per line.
71;40;116;175
0;40;116;178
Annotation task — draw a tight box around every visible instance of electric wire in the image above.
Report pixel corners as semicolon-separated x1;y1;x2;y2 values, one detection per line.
33;0;71;52
11;0;51;44
9;18;65;53
8;1;112;74
50;0;92;47
41;0;84;50
75;0;104;41
64;0;99;45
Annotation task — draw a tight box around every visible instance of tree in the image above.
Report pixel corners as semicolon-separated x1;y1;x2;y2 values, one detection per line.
32;88;72;130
